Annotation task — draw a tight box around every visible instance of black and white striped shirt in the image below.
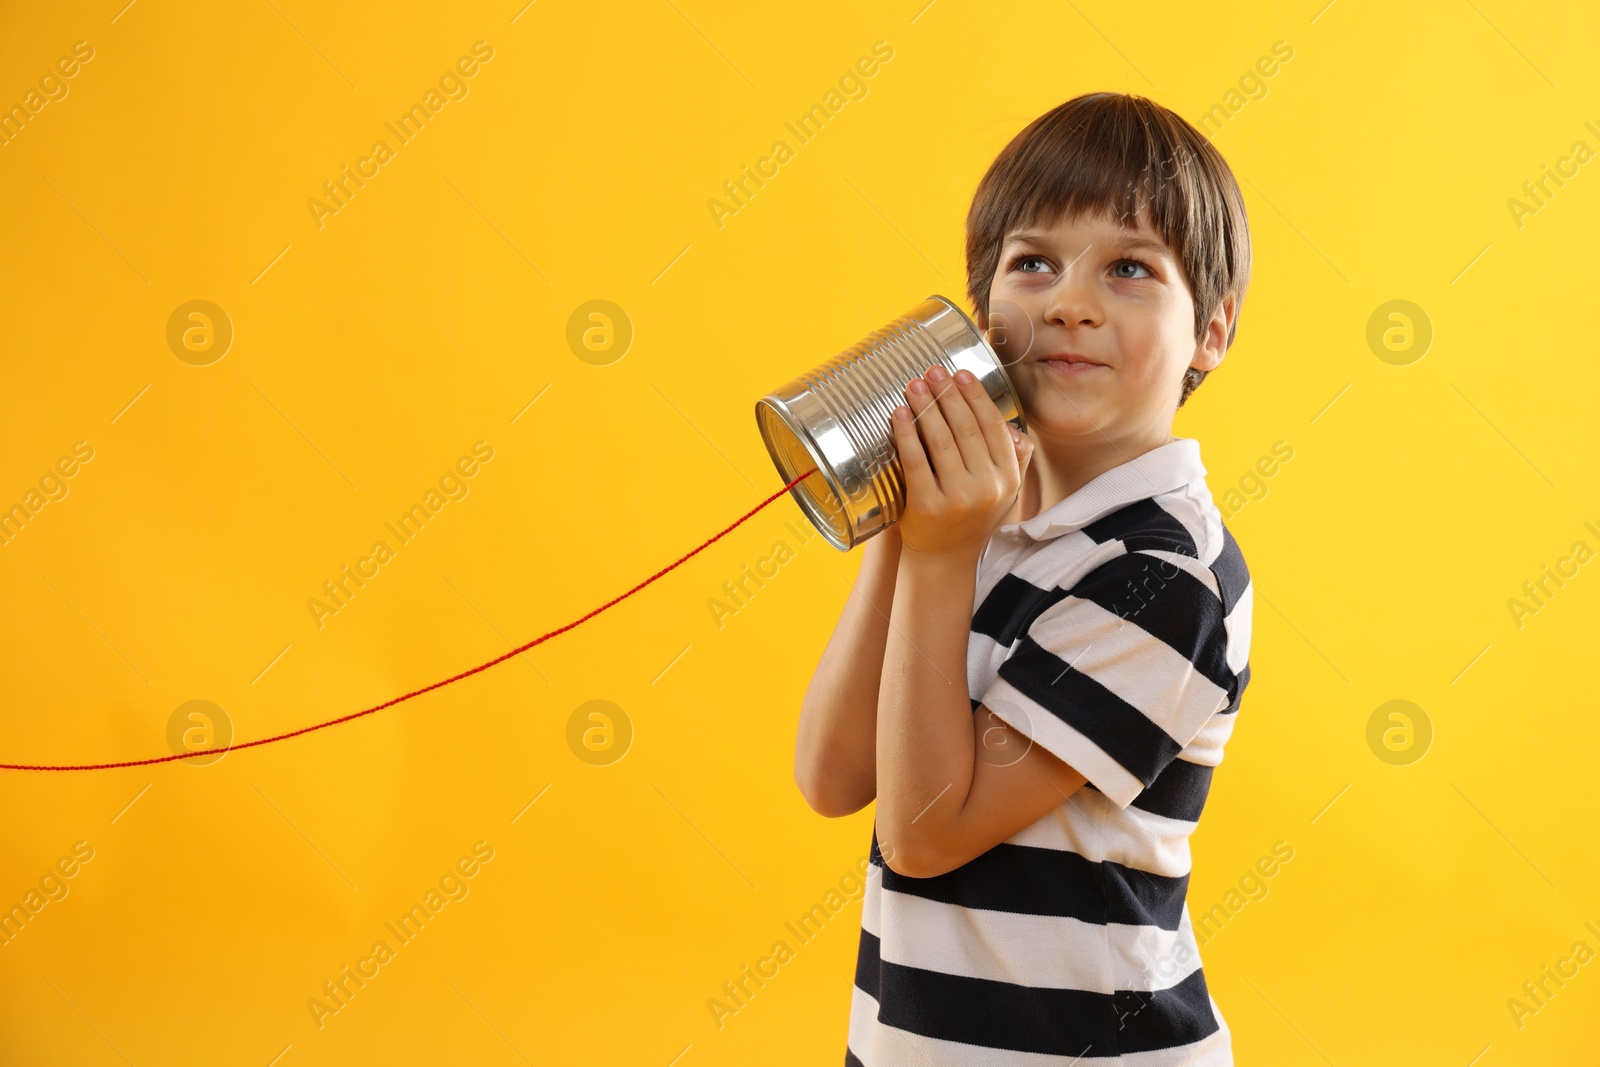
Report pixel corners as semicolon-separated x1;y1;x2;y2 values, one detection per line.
848;436;1253;1065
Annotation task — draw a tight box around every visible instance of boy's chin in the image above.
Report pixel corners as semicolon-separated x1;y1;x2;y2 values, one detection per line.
1022;409;1116;442
1019;392;1111;437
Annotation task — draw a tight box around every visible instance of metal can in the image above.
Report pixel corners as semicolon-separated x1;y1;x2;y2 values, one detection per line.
754;294;1027;551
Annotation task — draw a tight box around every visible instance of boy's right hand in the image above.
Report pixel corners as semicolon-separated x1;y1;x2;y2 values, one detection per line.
890;366;1034;561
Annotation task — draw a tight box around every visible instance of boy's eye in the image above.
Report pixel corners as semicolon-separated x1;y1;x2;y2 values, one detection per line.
1111;258;1154;280
1008;253;1156;279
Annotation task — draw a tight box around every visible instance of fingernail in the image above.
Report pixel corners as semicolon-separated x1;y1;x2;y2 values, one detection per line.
955;369;975;385
908;379;927;394
894;405;911;420
926;366;947;381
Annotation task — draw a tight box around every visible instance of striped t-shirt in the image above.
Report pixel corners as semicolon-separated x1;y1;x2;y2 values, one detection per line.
847;436;1252;1065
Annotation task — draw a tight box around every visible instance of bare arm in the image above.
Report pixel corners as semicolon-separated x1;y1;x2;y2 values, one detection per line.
793;523;901;818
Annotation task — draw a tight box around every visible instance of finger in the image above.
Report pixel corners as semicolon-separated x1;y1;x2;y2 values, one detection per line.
927;367;989;473
951;368;1017;470
1012;425;1034;474
889;402;940;502
903;374;963;483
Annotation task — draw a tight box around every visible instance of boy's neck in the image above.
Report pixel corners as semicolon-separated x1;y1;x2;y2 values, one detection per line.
1016;427;1178;524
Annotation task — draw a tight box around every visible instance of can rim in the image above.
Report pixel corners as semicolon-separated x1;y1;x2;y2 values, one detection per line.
753;396;853;551
922;293;1030;436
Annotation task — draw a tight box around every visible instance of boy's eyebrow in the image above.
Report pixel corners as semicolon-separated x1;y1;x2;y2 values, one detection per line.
1006;230;1174;259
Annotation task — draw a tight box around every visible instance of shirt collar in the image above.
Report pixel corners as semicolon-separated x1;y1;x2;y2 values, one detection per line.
1001;436;1208;542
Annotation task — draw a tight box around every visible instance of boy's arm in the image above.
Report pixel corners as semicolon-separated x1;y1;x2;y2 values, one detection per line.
875;549;1087;878
874;367;1088;878
793;523;902;818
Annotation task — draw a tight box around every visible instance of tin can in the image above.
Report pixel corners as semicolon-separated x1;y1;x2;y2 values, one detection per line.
754;294;1028;551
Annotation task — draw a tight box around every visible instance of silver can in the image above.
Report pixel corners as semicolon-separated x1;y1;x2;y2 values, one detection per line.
755;294;1028;551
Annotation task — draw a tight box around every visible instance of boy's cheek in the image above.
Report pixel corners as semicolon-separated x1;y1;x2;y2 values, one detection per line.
984;298;1039;362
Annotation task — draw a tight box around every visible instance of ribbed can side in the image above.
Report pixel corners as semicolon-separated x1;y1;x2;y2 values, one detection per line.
799;317;951;523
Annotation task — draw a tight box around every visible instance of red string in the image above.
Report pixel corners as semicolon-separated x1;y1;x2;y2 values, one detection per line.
1;467;821;772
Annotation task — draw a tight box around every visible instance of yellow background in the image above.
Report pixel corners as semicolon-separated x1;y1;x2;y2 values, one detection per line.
2;0;1598;1063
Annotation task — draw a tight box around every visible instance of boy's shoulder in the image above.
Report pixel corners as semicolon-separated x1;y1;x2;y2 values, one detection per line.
996;471;1240;581
977;465;1250;650
1077;478;1250;616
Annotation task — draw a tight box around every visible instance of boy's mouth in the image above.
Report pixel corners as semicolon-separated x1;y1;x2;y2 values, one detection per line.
1039;355;1107;375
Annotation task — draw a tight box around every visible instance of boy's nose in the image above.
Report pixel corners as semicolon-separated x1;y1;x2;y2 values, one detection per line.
1041;280;1104;330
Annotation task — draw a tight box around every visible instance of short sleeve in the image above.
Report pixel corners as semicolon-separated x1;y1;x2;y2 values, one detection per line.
977;548;1237;810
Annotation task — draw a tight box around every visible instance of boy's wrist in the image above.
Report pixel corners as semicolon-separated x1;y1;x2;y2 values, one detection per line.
897;542;982;579
863;523;902;554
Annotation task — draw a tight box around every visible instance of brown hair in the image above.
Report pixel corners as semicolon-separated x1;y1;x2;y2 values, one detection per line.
964;92;1251;407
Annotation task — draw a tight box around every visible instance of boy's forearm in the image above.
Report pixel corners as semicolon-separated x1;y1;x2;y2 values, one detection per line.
874;547;980;865
794;527;901;816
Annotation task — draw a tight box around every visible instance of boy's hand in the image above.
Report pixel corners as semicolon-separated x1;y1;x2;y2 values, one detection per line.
890;365;1033;560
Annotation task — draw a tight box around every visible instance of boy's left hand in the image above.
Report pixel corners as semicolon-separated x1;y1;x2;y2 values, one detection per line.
890;365;1033;560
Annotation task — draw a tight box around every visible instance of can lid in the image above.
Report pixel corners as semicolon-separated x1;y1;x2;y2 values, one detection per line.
754;398;852;550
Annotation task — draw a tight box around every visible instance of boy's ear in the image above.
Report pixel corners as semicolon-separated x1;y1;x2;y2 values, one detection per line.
1191;294;1233;374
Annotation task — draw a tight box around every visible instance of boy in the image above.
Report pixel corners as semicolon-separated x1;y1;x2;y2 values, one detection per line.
794;92;1254;1065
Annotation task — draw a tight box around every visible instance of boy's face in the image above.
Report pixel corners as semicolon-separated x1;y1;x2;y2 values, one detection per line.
977;205;1230;451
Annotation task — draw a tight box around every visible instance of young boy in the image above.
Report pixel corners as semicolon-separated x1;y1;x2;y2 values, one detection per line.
794;92;1254;1065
